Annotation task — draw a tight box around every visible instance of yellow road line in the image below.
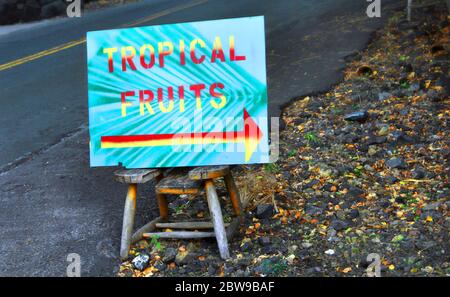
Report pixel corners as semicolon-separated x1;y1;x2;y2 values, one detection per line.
124;0;208;27
0;0;208;72
0;38;86;71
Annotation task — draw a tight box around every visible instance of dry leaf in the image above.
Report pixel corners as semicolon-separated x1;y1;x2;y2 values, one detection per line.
342;267;352;273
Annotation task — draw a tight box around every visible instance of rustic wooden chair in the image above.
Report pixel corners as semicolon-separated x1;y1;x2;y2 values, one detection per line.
143;165;242;260
114;168;166;260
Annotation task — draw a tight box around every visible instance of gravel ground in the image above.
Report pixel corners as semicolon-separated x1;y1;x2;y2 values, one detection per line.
119;2;449;277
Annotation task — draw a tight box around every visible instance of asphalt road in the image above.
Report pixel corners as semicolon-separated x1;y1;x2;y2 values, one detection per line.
0;0;402;276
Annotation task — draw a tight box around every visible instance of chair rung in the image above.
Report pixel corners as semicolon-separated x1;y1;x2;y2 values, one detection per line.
155;221;230;230
143;231;215;239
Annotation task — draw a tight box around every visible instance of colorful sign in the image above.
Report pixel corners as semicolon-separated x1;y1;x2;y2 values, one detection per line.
87;16;269;168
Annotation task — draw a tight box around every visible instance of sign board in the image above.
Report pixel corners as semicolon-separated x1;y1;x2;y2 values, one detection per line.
87;16;269;168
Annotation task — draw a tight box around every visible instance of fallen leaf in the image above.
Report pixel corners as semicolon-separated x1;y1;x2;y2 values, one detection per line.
392;234;404;242
342;267;352;273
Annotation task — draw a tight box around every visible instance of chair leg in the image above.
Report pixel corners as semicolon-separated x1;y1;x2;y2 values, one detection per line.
156;174;169;221
205;180;230;260
120;183;137;260
224;172;243;216
157;194;169;221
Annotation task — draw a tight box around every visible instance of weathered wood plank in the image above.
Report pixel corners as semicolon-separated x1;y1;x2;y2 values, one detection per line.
205;180;230;259
155;221;230;230
114;168;161;184
155;174;169;220
156;175;201;194
224;172;243;216
120;184;137;260
143;231;216;239
156;188;200;195
131;216;163;243
189;165;230;180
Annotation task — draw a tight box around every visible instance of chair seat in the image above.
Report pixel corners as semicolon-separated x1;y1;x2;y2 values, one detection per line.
189;165;230;180
114;168;161;184
156;175;202;194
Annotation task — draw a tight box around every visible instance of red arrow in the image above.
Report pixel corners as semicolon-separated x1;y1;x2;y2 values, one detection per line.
101;108;263;161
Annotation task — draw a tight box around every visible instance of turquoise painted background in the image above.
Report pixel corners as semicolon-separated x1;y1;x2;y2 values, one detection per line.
87;16;268;168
